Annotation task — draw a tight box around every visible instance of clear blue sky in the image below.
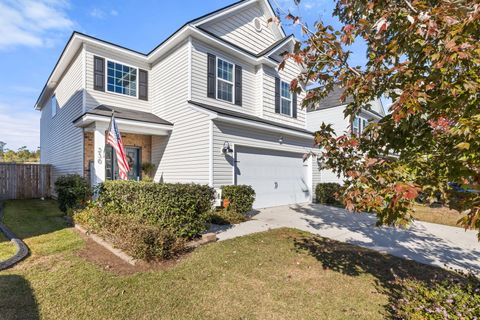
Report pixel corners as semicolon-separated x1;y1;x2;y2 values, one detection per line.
0;0;367;151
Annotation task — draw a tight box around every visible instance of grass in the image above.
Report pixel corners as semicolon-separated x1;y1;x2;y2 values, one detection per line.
412;204;466;228
0;199;469;320
0;232;16;261
206;209;247;225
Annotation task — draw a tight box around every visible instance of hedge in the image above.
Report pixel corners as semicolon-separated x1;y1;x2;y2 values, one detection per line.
54;174;91;213
75;205;185;260
315;183;343;205
221;185;256;215
97;181;215;239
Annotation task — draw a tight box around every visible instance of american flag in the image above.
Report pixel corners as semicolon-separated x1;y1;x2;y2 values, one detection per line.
107;114;130;180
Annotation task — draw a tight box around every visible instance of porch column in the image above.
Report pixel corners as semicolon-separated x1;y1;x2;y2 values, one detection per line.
93;122;108;185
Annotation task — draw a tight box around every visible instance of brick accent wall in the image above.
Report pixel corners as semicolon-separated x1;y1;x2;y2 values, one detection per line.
84;131;152;182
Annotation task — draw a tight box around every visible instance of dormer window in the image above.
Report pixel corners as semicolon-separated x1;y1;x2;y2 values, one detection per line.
107;61;137;97
280;81;292;116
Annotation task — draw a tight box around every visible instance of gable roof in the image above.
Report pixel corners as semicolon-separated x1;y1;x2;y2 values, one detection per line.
35;0;289;110
307;85;354;112
307;85;386;118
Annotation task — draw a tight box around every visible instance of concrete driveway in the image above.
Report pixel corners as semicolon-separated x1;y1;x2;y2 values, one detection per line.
214;203;480;274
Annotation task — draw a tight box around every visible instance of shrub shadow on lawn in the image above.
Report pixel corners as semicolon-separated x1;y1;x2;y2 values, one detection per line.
294;235;473;319
0;274;39;320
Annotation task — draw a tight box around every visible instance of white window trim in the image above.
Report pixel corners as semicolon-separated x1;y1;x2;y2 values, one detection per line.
51;94;57;118
280;80;292;117
105;58;139;99
352;115;368;135
216;56;235;104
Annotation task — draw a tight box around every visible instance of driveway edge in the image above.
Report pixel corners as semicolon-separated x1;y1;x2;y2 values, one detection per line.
0;202;29;271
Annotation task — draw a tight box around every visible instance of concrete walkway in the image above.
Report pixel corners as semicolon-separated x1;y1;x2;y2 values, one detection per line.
214;203;480;274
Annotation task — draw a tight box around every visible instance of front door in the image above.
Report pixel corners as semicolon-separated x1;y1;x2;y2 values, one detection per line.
105;146;141;180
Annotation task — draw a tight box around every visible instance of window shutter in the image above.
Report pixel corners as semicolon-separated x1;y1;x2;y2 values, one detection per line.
139;69;148;101
93;56;105;92
207;53;216;98
275;77;280;113
234;65;242;106
292;92;297;118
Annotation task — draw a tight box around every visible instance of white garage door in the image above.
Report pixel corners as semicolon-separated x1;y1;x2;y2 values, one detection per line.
235;147;310;209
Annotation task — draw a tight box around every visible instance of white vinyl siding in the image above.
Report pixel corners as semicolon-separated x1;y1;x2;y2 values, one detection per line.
150;40;210;184
306;105;349;135
84;44;150;112
40;49;84;185
200;3;279;54
212;121;312;188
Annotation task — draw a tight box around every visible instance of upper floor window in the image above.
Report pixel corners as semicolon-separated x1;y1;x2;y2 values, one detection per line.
217;58;234;103
107;61;137;97
352;116;368;136
280;81;292;116
51;95;57;118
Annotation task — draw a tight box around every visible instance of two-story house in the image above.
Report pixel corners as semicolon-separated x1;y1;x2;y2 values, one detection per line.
36;0;326;209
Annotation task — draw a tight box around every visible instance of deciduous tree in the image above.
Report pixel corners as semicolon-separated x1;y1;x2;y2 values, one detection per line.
275;0;480;236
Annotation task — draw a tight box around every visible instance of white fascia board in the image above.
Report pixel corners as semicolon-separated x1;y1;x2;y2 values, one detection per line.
263;36;295;57
75;114;173;134
360;108;383;120
192;0;255;26
216;115;313;139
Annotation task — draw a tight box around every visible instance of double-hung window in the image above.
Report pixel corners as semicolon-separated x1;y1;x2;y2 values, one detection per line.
280;81;292;116
107;61;137;97
352;116;369;136
217;58;234;103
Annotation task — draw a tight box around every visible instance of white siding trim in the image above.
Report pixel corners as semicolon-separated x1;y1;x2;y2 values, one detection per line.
187;36;192;101
258;64;264;117
209;120;214;186
81;45;86;113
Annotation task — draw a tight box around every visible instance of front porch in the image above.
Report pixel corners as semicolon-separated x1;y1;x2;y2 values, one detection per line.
73;105;173;185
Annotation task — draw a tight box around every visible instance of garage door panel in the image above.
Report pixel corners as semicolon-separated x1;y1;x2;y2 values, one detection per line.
235;147;310;209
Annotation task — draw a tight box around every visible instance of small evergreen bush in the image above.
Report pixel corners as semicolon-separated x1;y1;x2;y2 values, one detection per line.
54;174;91;213
315;183;342;205
221;185;256;215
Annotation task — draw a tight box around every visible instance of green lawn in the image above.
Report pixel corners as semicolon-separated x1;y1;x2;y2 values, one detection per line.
0;200;465;320
0;232;16;261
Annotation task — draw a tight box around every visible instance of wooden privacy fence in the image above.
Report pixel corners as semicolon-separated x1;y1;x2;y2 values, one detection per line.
0;163;52;200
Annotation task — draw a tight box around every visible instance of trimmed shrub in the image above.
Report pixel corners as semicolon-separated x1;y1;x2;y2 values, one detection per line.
54;174;91;213
74;209;185;261
98;181;215;238
315;183;342;205
221;185;256;215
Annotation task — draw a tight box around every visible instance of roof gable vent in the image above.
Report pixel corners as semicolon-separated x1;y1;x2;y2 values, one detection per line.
253;17;263;32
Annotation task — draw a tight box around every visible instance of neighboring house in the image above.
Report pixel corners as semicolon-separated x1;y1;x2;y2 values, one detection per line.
306;85;385;184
